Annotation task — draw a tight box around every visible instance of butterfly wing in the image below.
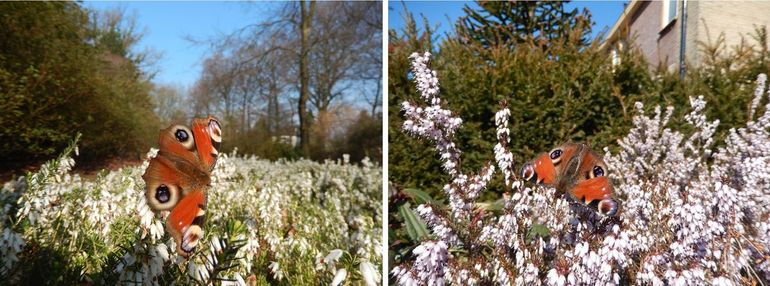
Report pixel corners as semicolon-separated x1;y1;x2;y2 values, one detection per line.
521;143;581;185
523;143;620;216
142;116;222;257
191;116;222;171
167;189;207;257
566;146;619;216
569;176;612;203
143;124;209;211
143;156;185;211
521;153;556;184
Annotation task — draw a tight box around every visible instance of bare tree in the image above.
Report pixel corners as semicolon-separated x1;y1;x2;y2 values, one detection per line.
298;1;315;155
152;83;188;125
308;2;382;114
188;1;382;159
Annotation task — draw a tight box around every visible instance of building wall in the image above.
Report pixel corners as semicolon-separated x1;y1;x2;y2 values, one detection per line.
657;2;680;72
686;1;770;67
626;1;662;69
606;0;770;72
624;1;682;72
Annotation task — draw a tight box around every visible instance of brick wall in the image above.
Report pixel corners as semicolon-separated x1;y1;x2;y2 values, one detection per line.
608;1;770;72
686;1;770;66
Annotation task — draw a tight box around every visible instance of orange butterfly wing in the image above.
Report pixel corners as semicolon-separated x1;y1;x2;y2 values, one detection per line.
532;154;557;184
143;156;186;211
142;116;222;257
191;116;221;171
570;177;619;216
569;176;612;203
522;153;557;184
167;190;206;257
523;143;620;216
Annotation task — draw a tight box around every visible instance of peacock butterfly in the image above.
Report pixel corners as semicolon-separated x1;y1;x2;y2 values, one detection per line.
521;143;619;216
142;116;222;257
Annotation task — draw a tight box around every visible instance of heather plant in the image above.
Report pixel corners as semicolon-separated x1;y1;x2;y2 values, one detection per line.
388;5;656;197
0;139;382;285
392;52;770;285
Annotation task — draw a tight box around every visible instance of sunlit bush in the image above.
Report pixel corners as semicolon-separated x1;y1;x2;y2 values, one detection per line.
1;142;382;285
392;52;770;285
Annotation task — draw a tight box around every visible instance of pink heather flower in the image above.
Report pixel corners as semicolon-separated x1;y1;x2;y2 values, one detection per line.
396;50;770;285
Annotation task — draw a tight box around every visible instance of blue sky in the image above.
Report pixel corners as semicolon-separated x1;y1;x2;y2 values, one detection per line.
388;1;628;42
84;1;627;89
84;1;278;87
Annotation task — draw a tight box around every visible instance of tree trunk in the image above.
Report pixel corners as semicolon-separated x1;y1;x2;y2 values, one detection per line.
298;0;315;156
372;72;382;116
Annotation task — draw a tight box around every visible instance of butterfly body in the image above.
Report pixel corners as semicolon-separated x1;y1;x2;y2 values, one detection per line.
521;143;619;216
142;116;222;257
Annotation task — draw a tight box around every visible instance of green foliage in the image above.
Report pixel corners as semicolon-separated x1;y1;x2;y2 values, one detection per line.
197;220;248;284
389;2;654;194
401;188;441;205
398;203;430;241
459;1;593;48
526;223;551;241
388;8;449;195
0;2;159;171
655;26;770;143
330;111;383;163
388;2;770;276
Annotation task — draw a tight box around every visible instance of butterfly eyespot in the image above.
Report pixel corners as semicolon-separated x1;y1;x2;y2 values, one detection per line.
170;125;195;150
521;163;536;181
209;119;222;143
549;149;563;164
175;129;189;142
156;185;171;203
598;198;619;216
146;183;180;211
593;166;605;177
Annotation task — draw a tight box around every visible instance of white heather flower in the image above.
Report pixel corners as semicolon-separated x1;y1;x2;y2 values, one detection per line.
360;261;379;286
410;240;448;286
392;265;419;286
2;142;381;284
269;261;284;281
398;53;770;285
331;268;348;286
325;249;344;264
749;73;766;119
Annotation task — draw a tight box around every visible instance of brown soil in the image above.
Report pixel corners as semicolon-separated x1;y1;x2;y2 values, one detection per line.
0;157;144;184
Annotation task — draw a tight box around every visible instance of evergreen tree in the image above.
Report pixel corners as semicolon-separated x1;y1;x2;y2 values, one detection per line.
458;1;592;49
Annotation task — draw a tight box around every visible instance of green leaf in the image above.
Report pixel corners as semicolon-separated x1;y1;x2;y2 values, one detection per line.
476;198;506;212
398;204;430;241
402;188;441;205
527;223;551;241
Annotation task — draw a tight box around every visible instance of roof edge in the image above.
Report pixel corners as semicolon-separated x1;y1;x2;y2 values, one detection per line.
599;0;643;51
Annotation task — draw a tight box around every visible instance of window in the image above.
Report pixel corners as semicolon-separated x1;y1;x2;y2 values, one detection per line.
662;0;678;28
610;41;624;70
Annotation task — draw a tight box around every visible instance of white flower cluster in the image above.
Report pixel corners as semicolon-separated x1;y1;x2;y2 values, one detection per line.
402;52;495;230
1;178;25;276
394;52;770;285
392;240;449;286
1;146;381;284
495;104;515;187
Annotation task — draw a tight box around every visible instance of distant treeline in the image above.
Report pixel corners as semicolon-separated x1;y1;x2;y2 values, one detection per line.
180;2;382;163
0;1;382;173
0;2;158;170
